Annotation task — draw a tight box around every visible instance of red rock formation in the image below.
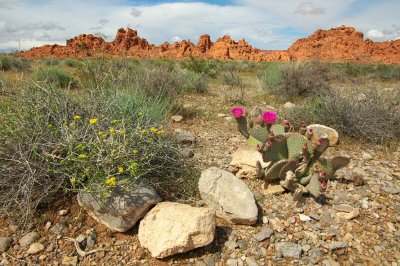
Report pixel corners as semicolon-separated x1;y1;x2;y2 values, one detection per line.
287;25;400;64
20;26;400;64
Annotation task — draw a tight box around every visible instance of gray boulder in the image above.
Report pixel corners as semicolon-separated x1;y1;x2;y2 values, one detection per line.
199;167;258;225
77;182;161;232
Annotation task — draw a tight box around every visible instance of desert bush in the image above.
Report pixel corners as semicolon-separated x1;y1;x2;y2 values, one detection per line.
261;61;332;99
63;58;81;67
332;63;400;81
259;63;282;93
182;70;208;93
180;56;218;77
222;70;245;104
0;81;183;224
286;87;400;144
34;66;76;88
0;56;30;71
42;58;59;66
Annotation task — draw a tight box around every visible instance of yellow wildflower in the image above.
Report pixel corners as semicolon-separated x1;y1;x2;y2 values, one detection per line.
74;115;82;120
129;161;139;174
89;118;98;125
156;130;165;135
69;121;76;127
140;129;147;134
78;153;87;159
70;177;76;186
118;165;124;174
109;127;116;134
150;127;158;133
97;131;105;137
133;149;139;155
105;177;117;186
111;119;120;124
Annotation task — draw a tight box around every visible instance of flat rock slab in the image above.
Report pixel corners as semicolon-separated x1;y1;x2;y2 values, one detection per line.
276;242;302;259
199;167;258;225
0;237;12;253
138;202;216;258
307;124;339;146
19;232;40;247
77;182;161;232
228;146;270;179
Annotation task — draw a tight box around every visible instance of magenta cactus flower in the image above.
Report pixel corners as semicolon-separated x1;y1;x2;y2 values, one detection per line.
262;111;277;124
231;107;245;118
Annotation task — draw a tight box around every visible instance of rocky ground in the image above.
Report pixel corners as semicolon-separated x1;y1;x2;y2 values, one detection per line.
0;78;399;266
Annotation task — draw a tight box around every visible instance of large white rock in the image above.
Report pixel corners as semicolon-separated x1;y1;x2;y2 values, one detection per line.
199;167;258;225
228;146;270;179
77;182;161;232
307;124;339;146
138;202;215;258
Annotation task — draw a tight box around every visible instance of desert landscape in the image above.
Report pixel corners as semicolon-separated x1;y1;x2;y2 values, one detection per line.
1;1;400;266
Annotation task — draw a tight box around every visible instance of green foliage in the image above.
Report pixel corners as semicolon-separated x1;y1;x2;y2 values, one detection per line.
63;58;81;67
0;56;30;71
34;66;76;88
182;70;208;93
259;63;282;93
180;56;219;77
42;58;59;66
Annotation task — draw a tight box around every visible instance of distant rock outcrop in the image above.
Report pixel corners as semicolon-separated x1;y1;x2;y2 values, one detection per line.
20;26;400;64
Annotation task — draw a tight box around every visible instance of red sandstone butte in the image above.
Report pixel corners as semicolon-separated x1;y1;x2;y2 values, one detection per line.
20;26;400;64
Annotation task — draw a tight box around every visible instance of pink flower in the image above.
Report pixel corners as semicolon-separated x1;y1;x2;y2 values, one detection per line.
263;111;277;124
231;107;245;118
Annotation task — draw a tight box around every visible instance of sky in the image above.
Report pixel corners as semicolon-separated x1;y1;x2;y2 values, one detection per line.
0;0;399;52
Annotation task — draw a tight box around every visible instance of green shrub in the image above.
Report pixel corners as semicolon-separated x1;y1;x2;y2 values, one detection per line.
222;70;245;104
42;58;59;66
182;70;208;93
63;58;81;67
259;63;282;93
180;56;218;77
34;66;75;88
286;88;400;144
0;56;30;71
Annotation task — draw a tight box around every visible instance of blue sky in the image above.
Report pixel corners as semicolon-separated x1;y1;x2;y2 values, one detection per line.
0;0;399;51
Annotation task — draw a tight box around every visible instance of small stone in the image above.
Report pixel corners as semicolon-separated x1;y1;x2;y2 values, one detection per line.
322;259;340;266
283;102;296;111
45;244;54;252
307;124;339;146
58;209;69;216
276;242;302;259
245;257;259;266
328;241;348;250
225;240;239;250
269;218;285;232
226;259;238;266
86;232;96;248
19;232;40;247
374;245;383;253
75;234;86;243
253;227;273;242
262;216;268;224
171;115;183;123
174;130;196;144
237;240;247;249
62;256;78;266
263;184;285;195
115;240;125;246
336;209;359;220
27;242;45;255
302;244;311;252
299;214;312;222
179;148;195;158
308;248;322;258
381;186;400;194
0;237;12;253
333;204;353;213
362;152;373;160
39;255;47;260
44;221;52;232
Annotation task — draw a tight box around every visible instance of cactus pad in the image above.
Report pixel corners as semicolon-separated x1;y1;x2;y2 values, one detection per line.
265;160;288;181
287;134;312;159
262;137;288;162
249;126;268;143
330;156;350;171
270;124;285;136
306;174;322;198
316;158;335;180
279;159;299;180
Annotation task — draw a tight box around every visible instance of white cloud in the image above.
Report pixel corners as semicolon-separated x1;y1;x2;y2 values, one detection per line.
367;29;385;39
170;36;182;43
0;0;399;52
130;7;142;18
295;2;325;15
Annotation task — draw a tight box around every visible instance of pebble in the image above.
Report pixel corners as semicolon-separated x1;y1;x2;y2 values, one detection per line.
381;186;400;194
322;259;340;266
75;234;86;243
225;240;239;250
226;259;238;266
299;214;312;222
253;227;274;242
269;218;285;232
328;241;348;250
171;115;183;123
333;204;354;213
276;242;302;259
246;257;259;266
263;185;285;195
62;255;78;266
237;239;248;249
19;232;40;247
58;209;69;216
26;242;45;255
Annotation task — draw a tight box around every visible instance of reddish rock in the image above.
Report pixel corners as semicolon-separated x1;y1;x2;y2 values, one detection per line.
20;26;400;64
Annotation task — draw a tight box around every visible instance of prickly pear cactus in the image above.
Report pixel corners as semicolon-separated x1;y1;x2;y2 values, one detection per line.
232;106;350;200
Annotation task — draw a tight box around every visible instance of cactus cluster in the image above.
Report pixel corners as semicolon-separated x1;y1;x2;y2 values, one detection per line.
232;107;350;200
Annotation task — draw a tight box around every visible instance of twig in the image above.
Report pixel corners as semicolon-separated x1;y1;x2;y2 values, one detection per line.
4;253;27;263
64;237;108;257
